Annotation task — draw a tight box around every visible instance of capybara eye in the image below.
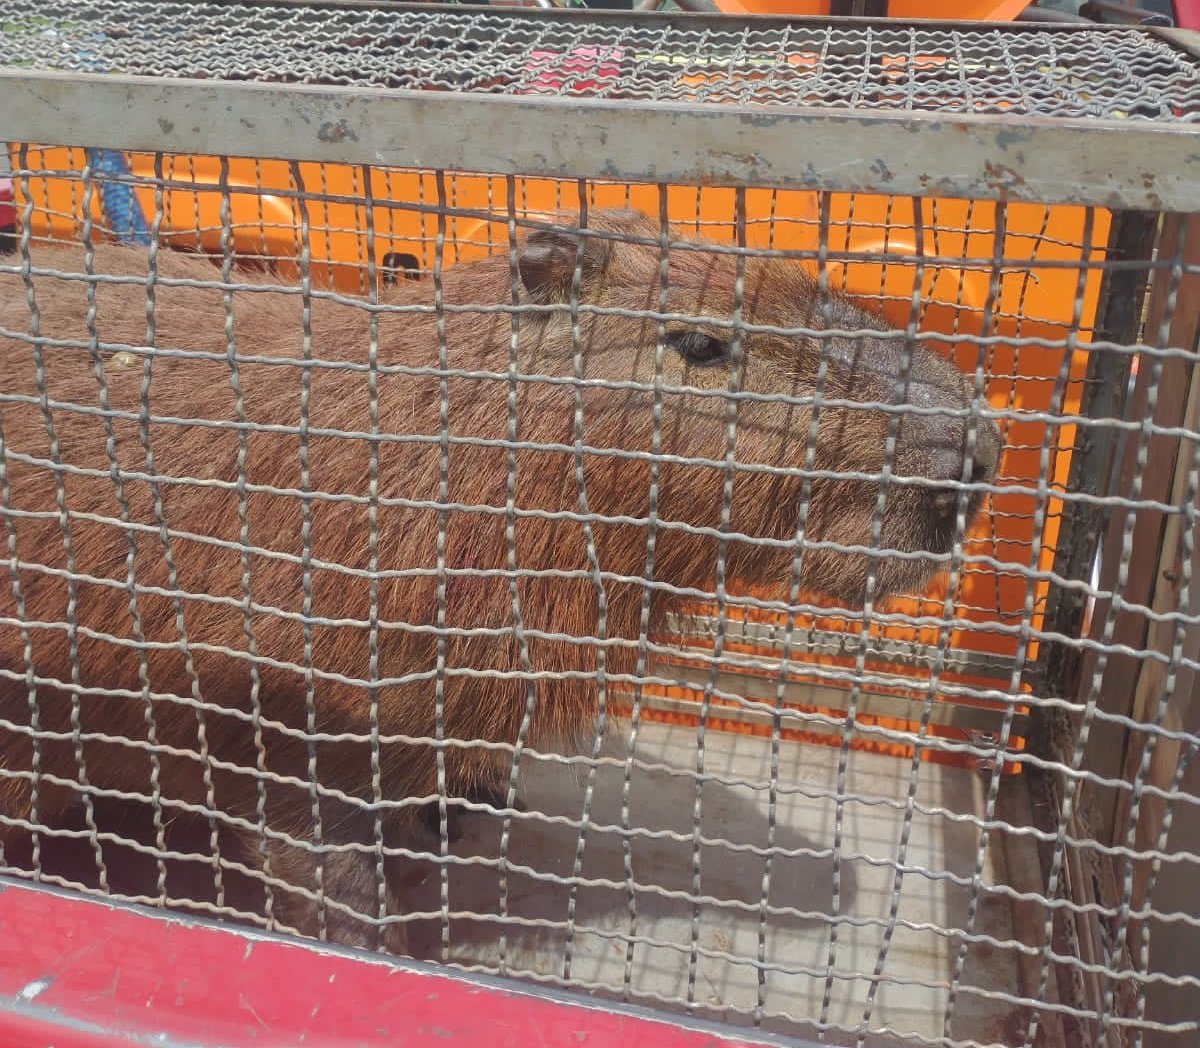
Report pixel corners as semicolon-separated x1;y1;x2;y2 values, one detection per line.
667;330;731;367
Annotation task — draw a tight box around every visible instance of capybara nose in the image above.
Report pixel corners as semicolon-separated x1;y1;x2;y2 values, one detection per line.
924;433;999;486
916;404;1001;529
929;455;996;524
902;354;1001;475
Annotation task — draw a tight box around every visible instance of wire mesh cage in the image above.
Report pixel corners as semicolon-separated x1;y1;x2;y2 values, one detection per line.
0;3;1198;1048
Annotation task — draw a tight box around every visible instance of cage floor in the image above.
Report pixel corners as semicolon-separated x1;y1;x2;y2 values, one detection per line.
401;719;1032;1047
9;717;1036;1047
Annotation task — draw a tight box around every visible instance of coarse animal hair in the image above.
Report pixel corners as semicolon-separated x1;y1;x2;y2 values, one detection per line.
0;209;1000;950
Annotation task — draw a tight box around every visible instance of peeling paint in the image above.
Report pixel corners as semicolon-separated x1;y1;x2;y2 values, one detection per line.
17;977;53;1001
994;128;1031;150
318;118;358;144
982;160;1027;195
2;883;776;1047
738;112;784;129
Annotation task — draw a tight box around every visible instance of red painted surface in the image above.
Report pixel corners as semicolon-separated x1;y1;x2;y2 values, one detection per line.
0;181;15;234
0;880;776;1048
1174;0;1200;28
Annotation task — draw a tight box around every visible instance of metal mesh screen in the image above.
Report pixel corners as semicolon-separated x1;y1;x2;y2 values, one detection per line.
0;6;1198;1047
1;142;1196;1048
0;0;1197;119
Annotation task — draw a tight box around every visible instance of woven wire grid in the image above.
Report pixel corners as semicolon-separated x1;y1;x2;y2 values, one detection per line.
0;153;1198;1048
0;0;1197;120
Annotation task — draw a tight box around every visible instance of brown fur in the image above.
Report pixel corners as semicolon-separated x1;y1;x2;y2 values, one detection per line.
0;210;999;949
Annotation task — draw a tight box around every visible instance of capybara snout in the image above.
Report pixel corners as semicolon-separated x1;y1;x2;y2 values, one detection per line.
521;209;1000;602
0;209;999;948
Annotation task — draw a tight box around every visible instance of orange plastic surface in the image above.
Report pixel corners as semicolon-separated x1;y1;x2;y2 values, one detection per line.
709;1;1031;18
9;145;1109;766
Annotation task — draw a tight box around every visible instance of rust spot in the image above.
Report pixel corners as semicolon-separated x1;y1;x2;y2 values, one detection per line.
318;119;358;144
702;150;761;172
983;161;1027;196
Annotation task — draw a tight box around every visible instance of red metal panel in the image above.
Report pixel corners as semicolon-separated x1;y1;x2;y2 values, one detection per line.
1175;0;1200;28
0;880;780;1048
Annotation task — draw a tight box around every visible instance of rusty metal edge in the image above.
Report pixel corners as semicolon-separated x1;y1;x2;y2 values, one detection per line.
634;683;1029;739
1;70;1197;210
666;612;1020;681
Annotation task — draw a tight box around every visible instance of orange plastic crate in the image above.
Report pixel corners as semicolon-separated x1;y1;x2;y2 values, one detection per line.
9;145;1109;767
709;1;1032;19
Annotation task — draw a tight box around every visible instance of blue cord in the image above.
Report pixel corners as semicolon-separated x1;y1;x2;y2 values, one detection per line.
85;147;151;246
77;30;150;246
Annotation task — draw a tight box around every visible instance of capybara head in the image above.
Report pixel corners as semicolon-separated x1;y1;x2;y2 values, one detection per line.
502;208;1000;604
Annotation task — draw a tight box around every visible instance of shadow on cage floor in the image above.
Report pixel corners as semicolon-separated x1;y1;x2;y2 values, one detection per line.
397;725;1029;1046
6;719;1031;1047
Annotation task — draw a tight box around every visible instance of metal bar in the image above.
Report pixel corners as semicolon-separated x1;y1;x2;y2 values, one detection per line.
1024;210;1167;1048
1034;211;1162;708
1;72;1198;210
666;612;1019;681
1027;212;1199;1048
994;774;1070;1046
640;662;1030;737
1091;213;1200;1030
1132;213;1200;1041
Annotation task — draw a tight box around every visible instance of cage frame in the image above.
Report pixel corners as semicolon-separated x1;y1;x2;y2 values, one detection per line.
1;4;1198;1047
1029;211;1200;1048
0;4;1198;210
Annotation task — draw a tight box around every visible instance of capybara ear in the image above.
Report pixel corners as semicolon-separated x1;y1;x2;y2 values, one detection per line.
517;220;612;304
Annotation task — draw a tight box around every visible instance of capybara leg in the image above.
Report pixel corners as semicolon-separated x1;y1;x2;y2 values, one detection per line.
418;782;527;843
226;816;410;956
0;729;82;871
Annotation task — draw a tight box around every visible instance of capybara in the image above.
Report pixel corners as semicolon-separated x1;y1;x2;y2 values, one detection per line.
0;209;1000;950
